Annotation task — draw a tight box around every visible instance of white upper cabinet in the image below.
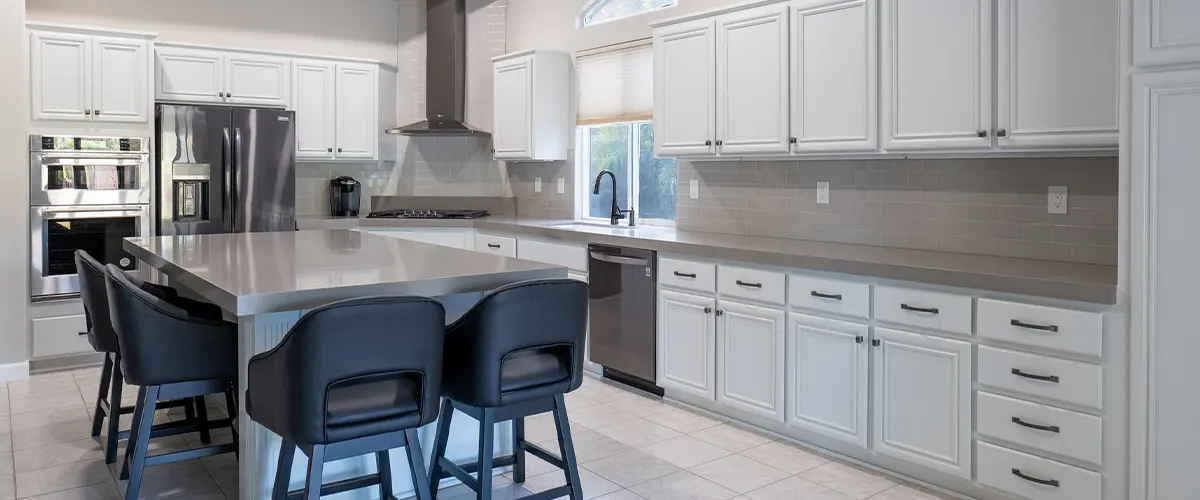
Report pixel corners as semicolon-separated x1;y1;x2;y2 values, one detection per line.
715;4;790;155
658;289;717;400
1135;0;1200;67
790;0;878;153
872;327;972;479
996;0;1118;149
653;19;717;156
334;63;378;159
29;27;150;123
788;313;869;448
491;50;570;161
156;46;225;103
882;0;992;151
225;54;290;107
716;300;786;422
292;60;336;159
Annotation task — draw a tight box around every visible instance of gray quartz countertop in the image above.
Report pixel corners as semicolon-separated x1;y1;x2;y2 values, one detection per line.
123;230;566;316
298;215;1120;305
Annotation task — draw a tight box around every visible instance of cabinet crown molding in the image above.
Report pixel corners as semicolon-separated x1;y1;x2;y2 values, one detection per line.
26;21;157;39
649;0;791;28
154;41;399;71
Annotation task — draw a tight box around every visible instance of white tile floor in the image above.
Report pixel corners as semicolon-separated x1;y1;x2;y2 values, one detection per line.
0;370;958;500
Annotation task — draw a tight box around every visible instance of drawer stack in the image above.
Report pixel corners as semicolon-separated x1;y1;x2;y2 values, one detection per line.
975;299;1105;500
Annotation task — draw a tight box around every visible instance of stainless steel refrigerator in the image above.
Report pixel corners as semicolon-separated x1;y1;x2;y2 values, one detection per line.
156;104;296;236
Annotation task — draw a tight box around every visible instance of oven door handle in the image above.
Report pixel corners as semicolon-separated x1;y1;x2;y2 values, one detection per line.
35;152;148;160
41;207;148;216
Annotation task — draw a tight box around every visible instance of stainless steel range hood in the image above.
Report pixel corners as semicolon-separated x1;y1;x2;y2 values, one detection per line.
387;0;489;136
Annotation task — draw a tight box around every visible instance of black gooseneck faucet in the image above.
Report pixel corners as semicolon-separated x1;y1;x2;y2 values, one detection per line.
592;170;635;226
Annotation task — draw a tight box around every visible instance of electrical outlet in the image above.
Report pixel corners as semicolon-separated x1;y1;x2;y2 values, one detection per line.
557;178;565;194
690;179;700;199
817;181;830;205
1048;185;1068;214
534;177;542;193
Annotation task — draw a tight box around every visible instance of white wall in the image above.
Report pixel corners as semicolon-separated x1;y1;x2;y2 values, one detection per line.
25;0;401;64
506;0;732;52
1;0;29;368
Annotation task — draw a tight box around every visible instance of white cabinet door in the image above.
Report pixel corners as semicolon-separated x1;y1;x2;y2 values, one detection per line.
30;31;91;122
654;19;717;156
791;0;878;153
787;313;868;448
367;230;471;250
872;327;972;478
715;4;790;154
157;47;224;103
658;289;717;400
225;54;290;107
91;36;149;123
492;56;533;159
882;0;991;151
717;300;786;421
996;0;1118;149
1134;0;1200;67
292;60;336;159
334;63;377;159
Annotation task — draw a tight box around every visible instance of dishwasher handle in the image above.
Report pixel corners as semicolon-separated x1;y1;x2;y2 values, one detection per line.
589;251;651;267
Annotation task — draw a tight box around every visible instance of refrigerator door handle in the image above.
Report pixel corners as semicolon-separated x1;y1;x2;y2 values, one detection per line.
222;127;232;232
233;127;243;232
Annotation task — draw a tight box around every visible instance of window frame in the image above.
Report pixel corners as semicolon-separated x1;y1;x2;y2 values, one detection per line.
574;121;676;227
577;0;679;28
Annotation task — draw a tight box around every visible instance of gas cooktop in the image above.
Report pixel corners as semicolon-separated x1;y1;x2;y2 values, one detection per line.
365;209;490;220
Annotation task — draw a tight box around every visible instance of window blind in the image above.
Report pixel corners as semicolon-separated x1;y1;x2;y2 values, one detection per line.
576;39;654;125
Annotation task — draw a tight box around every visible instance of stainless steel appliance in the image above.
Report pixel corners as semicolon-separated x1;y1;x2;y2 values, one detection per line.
29;135;152;299
156;104;296;236
329;176;361;217
587;244;660;392
366;209;489;220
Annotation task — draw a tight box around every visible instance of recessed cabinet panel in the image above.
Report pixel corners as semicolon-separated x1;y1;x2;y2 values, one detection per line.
654;19;717;156
493;57;533;159
157;47;225;103
334;64;377;159
30;31;91;121
1135;0;1200;67
715;5;790;154
717;300;786;421
91;37;148;123
791;0;877;152
788;313;868;447
226;54;290;107
658;290;717;400
292;60;336;159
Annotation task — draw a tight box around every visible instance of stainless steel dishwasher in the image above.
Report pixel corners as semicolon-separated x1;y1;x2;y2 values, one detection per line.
587;244;660;393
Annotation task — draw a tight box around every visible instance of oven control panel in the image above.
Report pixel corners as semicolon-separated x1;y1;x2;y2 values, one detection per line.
32;135;146;153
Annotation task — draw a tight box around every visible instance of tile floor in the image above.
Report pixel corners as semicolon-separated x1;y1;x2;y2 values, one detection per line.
0;369;958;500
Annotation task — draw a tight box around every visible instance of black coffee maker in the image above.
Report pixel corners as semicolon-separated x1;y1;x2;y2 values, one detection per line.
329;176;361;217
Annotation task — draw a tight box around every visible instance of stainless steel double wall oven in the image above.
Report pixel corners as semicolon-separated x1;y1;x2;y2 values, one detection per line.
29;135;152;299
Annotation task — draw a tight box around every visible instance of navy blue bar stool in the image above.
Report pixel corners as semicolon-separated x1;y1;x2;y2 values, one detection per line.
246;296;446;500
428;279;589;500
104;264;240;500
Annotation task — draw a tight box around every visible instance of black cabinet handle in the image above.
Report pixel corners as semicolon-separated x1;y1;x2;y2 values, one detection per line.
716;140;723;146
84;110;92;115
735;280;762;288
789;137;797;144
227;93;233;98
219;92;225;98
673;271;697;278
705;140;712;146
997;129;1008;137
94;109;101;115
1011;368;1060;383
977;130;987;137
871;339;881;347
810;291;843;300
487;243;501;249
1010;319;1059;332
1011;417;1060;433
1011;469;1059;487
716;310;724;316
855;335;864;344
704;307;712;314
900;303;939;314
78;331;89;336
327;148;333;152
337;148;342;152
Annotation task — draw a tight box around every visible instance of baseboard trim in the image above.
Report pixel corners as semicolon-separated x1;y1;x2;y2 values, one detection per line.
0;360;30;382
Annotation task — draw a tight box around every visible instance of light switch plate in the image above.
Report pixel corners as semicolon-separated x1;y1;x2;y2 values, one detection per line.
557;178;565;194
1048;185;1068;214
690;179;699;199
535;177;542;193
817;181;830;205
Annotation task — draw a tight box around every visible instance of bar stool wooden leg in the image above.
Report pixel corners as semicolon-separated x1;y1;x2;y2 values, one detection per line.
304;445;326;500
91;353;114;439
194;396;212;444
119;385;145;481
428;399;454;500
476;409;495;500
404;428;431;500
513;416;526;483
124;385;160;500
552;394;583;500
105;355;125;465
376;450;394;499
272;439;295;500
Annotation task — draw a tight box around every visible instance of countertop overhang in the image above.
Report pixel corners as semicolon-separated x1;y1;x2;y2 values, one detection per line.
300;216;1120;305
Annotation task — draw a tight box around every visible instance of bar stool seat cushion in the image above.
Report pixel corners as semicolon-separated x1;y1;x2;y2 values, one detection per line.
501;348;570;393
326;376;421;427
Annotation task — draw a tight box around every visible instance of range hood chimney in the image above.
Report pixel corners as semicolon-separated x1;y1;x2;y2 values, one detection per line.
387;0;489;136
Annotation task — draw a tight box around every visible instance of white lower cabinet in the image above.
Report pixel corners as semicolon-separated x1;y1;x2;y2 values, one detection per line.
716;300;786;421
872;327;973;479
658;289;717;400
787;313;868;448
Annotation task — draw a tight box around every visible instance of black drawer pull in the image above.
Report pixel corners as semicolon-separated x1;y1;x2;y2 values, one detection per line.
736;280;762;288
1011;469;1059;487
1011;417;1060;433
673;271;697;278
900;303;939;314
487;243;501;249
810;291;843;300
78;331;89;336
1011;368;1060;383
1010;319;1059;332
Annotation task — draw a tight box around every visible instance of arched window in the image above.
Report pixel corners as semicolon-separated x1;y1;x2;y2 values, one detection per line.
579;0;677;27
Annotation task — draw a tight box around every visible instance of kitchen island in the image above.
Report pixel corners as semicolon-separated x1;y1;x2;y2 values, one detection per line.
123;229;567;500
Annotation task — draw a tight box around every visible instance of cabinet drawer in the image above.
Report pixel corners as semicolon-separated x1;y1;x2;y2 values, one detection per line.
32;314;91;358
873;286;972;335
978;346;1103;411
978;392;1103;466
659;257;716;293
977;442;1101;500
788;275;870;320
717;265;785;305
978;299;1103;358
474;233;516;258
519;239;587;272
